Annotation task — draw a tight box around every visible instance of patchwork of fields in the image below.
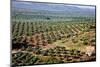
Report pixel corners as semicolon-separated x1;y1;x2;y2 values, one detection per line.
12;1;96;66
12;20;96;66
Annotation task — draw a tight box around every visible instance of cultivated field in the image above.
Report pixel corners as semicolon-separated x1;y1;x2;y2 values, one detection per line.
12;20;96;66
12;1;96;66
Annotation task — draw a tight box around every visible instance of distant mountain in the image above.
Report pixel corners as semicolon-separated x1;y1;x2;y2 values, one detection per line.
12;1;95;17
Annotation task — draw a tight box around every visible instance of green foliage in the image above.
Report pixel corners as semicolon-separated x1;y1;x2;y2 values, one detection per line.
12;52;39;66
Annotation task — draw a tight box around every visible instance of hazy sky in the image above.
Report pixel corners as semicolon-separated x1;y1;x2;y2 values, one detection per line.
12;0;95;12
12;0;95;9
